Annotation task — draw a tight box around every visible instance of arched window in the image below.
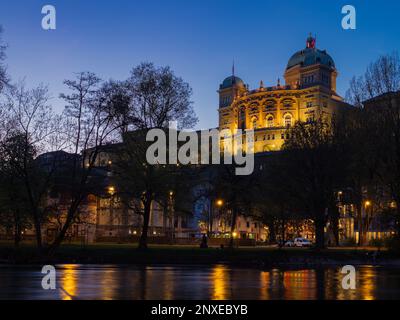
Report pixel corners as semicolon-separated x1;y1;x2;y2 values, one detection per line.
239;108;246;130
251;117;258;129
266;115;274;128
284;114;292;127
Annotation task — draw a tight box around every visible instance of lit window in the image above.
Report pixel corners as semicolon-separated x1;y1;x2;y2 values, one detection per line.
251;117;258;129
266;115;274;128
284;115;292;127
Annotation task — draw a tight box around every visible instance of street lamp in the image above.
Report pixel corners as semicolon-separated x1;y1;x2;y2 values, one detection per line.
108;186;115;195
216;199;224;207
365;200;372;208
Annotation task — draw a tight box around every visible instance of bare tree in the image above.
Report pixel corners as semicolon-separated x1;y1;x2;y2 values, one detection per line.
0;25;9;93
346;52;400;105
47;73;123;253
346;52;400;242
0;82;60;250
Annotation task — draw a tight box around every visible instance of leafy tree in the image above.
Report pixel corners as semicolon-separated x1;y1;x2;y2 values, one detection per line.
211;163;254;247
0;133;33;246
125;62;197;129
113;131;179;249
112;63;198;249
281;118;342;249
252;153;307;245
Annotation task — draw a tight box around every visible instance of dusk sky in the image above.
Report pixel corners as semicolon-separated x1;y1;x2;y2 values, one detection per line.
1;0;400;129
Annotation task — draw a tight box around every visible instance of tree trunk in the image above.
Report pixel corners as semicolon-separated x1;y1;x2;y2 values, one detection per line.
14;213;21;248
315;215;325;250
229;207;237;248
329;206;340;246
47;199;82;255
33;214;43;251
162;202;167;237
280;211;286;246
139;196;152;250
48;212;74;255
267;219;277;244
355;201;363;246
331;217;339;247
208;204;213;237
396;206;400;238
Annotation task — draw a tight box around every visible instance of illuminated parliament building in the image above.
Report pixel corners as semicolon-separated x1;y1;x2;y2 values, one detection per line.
218;35;349;153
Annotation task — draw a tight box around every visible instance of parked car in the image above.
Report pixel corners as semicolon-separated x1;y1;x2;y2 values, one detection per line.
294;237;312;247
284;240;294;247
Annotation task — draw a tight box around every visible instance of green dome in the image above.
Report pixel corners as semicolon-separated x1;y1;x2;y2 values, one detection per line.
286;48;335;70
220;76;245;89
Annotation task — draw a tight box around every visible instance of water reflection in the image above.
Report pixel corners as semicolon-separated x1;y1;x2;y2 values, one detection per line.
211;265;229;300
359;267;376;300
0;264;394;300
60;264;78;300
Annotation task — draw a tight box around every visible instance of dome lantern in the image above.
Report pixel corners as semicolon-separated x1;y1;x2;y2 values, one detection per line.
306;33;316;49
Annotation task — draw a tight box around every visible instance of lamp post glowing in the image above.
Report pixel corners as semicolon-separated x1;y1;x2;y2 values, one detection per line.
108;186;115;195
365;200;371;208
107;186;116;236
216;199;223;207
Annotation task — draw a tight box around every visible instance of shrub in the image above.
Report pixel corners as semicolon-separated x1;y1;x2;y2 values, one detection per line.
385;236;400;253
369;238;384;248
340;237;356;246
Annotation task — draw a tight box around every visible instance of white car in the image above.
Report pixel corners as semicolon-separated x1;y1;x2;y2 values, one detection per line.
284;240;294;247
294;237;312;247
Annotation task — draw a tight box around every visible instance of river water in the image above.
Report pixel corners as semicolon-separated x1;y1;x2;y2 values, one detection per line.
0;264;399;300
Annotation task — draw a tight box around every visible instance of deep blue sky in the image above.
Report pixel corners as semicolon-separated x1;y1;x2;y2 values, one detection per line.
1;0;399;129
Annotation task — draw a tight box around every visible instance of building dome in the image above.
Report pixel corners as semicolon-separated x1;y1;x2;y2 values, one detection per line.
286;36;335;70
220;76;245;89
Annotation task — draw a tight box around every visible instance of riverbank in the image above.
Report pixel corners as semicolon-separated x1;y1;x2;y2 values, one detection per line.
1;242;400;267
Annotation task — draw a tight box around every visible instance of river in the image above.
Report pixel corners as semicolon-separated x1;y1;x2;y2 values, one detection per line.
0;264;399;300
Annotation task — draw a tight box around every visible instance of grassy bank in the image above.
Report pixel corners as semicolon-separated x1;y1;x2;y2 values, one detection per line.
1;242;400;267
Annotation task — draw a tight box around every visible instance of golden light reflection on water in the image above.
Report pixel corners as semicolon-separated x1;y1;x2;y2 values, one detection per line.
359;267;376;300
100;268;118;300
161;267;175;300
59;264;78;300
211;265;229;300
259;271;271;300
53;264;380;300
283;270;317;300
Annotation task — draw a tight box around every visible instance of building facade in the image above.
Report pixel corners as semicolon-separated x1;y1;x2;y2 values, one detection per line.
218;35;349;152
